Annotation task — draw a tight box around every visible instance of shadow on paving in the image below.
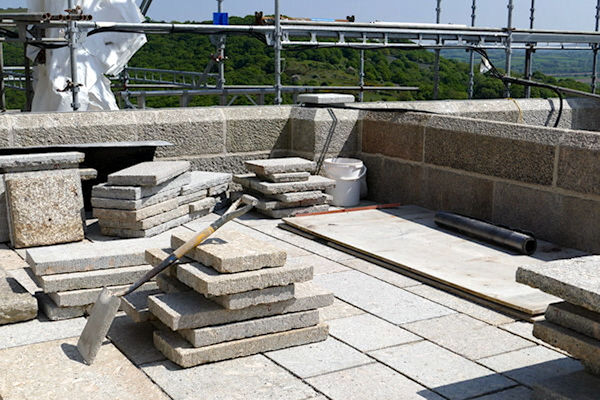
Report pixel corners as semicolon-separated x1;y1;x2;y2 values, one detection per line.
423;357;583;400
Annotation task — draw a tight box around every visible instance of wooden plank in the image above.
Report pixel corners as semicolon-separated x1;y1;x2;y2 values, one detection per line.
284;206;585;316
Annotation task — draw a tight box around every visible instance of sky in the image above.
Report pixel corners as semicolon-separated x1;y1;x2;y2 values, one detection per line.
4;0;600;32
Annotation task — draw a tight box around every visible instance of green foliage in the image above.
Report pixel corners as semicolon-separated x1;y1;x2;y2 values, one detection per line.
1;14;595;109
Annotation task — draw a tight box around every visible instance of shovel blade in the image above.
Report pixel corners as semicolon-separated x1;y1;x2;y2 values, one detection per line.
76;287;121;365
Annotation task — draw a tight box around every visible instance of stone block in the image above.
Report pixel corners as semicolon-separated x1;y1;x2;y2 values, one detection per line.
207;183;228;196
79;168;98;181
180;171;232;195
212;284;295;310
362;116;425;161
532;370;600;400
121;288;162;323
107;161;190;187
188;197;216;213
424;123;556;185
147;282;333;330
545;302;600;341
99;205;188;231
0;152;84;173
170;230;287;273
93;198;179;223
0;270;37;325
5;169;84;248
49;281;158;307
36;292;87;320
257;172;311;183
180;309;320;347
255;194;327;211
26;235;171;276
533;320;600;375
154;323;328;368
37;264;153;293
92;172;191;200
176;259;312;297
0;337;170;400
516;256;600;314
224;106;291;153
100;214;191;238
258;204;329;218
92;187;181;210
245;158;316;175
234;174;334;195
136;108;225;158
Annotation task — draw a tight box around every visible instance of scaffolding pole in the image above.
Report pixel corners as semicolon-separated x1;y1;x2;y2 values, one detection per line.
359;49;365;102
67;0;80;111
274;0;282;105
467;0;476;99
524;0;535;98
592;0;600;93
504;0;514;98
432;0;441;100
0;42;5;111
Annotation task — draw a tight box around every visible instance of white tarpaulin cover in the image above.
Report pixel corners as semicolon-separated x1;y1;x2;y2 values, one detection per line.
27;0;147;112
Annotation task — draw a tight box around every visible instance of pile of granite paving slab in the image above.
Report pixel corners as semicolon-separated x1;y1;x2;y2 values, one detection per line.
91;161;231;238
122;227;333;368
0;152;95;248
233;157;335;218
24;234;178;320
516;256;600;399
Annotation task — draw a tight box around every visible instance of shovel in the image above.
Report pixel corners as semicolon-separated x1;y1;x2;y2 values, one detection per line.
77;194;258;365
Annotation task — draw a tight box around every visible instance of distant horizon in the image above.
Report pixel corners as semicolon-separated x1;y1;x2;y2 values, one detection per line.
3;0;600;32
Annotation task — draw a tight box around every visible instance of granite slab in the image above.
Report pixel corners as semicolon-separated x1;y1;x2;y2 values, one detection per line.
245;158;316;175
5;169;84;248
121;288;162;323
107;161;190;187
93;198;179;223
546;302;600;341
258;204;329;218
0;152;84;173
0;269;37;325
147;282;334;330
212;284;295;310
234;174;334;195
92;172;191;200
99;205;189;231
170;230;287;273
180;171;232;196
92;187;181;211
257;172;311;183
49;282;158;307
154;323;328;368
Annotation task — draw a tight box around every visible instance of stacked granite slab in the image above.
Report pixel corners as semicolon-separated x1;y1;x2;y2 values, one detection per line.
24;237;174;320
136;229;332;368
517;256;600;398
92;161;232;238
0;152;91;247
233;157;335;218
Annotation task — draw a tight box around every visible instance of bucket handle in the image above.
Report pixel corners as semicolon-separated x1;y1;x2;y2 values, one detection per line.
336;166;367;181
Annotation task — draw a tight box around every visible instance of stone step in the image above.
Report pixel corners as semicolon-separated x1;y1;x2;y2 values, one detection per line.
245;158;316;175
26;233;174;276
99;205;189;231
180;309;320;347
49;281;158;307
93;198;179;224
533;320;600;375
148;282;333;330
546;302;600;341
0;152;84;173
154;323;329;368
0;269;37;325
180;171;232;196
92;172;191;200
256;172;311;183
212;284;295;310
121;288;162;323
36;265;153;293
170;230;287;273
108;161;190;187
517;256;600;314
257;204;329;219
234;174;334;195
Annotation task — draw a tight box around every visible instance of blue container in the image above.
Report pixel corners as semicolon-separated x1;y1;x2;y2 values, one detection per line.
213;12;229;25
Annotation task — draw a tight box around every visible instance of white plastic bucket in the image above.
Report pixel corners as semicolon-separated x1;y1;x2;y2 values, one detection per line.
323;158;367;207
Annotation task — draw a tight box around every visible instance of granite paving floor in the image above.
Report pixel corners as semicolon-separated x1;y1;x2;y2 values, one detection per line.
0;211;586;400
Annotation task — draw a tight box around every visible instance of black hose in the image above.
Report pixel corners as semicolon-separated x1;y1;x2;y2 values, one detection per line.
434;211;537;255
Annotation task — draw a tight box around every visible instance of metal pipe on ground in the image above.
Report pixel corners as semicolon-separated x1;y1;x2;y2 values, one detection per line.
434;211;537;255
